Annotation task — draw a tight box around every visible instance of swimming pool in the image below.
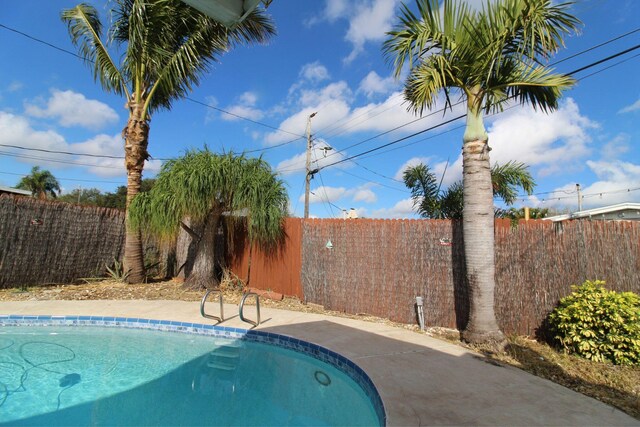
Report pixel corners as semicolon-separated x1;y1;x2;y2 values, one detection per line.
0;316;385;426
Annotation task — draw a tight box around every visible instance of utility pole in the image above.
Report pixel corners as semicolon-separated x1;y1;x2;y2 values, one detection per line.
304;112;317;219
576;183;582;212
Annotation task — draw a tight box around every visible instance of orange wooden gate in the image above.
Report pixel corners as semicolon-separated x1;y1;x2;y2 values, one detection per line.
226;217;303;298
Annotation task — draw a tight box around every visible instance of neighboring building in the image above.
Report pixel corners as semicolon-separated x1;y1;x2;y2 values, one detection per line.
544;203;640;222
0;185;32;197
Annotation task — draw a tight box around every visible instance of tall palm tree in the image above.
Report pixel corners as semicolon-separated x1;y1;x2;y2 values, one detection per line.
404;161;535;219
62;0;275;283
129;149;288;290
16;166;61;200
385;0;579;344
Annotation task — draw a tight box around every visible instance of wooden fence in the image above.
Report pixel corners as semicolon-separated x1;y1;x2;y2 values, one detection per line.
0;195;125;288
226;218;303;298
2;194;637;336
229;218;640;336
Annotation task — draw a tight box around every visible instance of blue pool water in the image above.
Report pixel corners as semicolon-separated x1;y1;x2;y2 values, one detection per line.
0;326;382;426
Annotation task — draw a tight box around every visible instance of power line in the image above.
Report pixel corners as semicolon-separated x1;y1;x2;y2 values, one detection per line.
0;143;127;160
525;186;640;203
0;170;124;184
550;27;640;67
314;28;640;164
0;151;124;169
0;22;304;141
317;43;640;173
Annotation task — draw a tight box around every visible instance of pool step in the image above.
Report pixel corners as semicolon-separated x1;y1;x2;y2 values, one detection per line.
207;342;242;371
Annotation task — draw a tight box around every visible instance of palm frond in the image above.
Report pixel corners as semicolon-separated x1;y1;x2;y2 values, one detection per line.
61;4;128;98
129;150;287;247
144;5;275;115
491;161;535;205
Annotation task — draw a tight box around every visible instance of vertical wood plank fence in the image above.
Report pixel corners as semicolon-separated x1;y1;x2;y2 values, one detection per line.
226;218;303;299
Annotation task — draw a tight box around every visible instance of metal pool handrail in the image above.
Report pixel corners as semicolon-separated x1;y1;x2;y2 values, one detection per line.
239;292;260;327
200;289;224;322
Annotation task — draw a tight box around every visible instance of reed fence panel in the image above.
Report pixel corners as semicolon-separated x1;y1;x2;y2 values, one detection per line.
301;218;640;335
0;195;125;288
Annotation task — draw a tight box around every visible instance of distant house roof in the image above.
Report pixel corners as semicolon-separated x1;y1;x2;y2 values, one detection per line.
0;185;32;196
544;203;640;222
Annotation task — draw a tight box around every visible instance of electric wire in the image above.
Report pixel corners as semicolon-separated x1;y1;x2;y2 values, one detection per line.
313;29;640;164
0;171;123;184
1;22;639;172
0;151;123;169
2;21;640;201
317;43;640;172
0;22;304;141
311;147;335;217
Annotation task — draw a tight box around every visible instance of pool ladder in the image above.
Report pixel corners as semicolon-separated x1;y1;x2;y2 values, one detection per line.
200;289;261;327
206;339;242;371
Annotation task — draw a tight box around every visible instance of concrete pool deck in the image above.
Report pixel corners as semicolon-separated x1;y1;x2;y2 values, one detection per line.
0;300;637;426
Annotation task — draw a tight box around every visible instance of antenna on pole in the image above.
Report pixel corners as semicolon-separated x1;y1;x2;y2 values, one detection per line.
576;183;582;212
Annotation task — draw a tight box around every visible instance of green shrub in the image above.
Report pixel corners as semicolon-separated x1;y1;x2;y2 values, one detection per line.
548;280;640;366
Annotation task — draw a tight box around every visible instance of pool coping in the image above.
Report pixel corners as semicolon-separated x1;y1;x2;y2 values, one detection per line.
0;314;386;426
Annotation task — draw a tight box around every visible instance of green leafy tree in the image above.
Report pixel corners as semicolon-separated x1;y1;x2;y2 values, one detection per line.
404;161;534;219
62;0;275;283
16;166;61;200
58;187;103;206
496;206;550;219
58;179;155;209
129;150;288;290
385;0;579;344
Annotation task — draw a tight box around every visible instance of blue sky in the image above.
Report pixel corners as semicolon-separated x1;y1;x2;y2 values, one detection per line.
0;0;639;218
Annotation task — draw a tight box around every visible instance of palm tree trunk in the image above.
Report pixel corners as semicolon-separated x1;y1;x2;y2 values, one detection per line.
460;101;505;346
122;101;149;284
184;212;221;291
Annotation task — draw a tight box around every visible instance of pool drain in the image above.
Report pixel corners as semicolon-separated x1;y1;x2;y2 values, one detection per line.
314;370;331;386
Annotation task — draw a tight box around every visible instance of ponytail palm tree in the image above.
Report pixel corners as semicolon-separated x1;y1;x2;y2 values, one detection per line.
16;166;61;200
404;161;535;219
385;0;579;344
129;150;288;290
62;0;275;283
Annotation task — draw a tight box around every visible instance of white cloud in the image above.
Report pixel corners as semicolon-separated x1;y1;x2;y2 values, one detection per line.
0;111;158;178
618;97;640;113
265;87;463;146
220;91;265;122
394;156;432;180
238;91;258;106
343;0;402;64
352;187;377;203
528;160;640;210
308;0;401;63
24;89;119;130
487;98;597;176
325;0;348;22
300;62;330;83
302;185;346;204
370;197;415;218
221;105;265;122
265;82;352;145
204;96;218;123
358;71;399;98
601;134;630;159
7;81;23;92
